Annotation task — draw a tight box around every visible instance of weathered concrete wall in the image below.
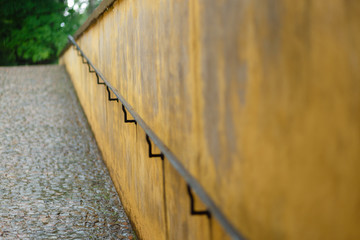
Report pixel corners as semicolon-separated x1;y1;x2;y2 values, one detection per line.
60;0;360;239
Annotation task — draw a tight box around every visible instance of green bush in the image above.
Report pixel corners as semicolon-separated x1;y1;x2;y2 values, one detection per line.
0;0;88;65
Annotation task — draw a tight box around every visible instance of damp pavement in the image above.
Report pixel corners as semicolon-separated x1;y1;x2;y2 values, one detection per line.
0;65;135;239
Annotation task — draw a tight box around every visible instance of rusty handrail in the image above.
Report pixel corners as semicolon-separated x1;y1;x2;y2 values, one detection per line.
67;35;245;240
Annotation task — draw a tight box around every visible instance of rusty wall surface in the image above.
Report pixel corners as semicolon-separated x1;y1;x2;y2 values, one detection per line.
60;0;360;239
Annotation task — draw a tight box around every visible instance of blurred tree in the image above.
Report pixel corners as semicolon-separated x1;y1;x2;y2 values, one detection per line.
87;0;96;15
0;0;87;65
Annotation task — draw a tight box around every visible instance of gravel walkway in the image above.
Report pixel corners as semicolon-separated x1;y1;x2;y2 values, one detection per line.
0;65;135;239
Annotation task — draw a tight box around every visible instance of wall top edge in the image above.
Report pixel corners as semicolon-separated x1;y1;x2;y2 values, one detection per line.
59;0;118;57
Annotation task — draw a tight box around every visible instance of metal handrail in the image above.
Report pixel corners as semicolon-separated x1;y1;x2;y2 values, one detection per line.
67;35;245;240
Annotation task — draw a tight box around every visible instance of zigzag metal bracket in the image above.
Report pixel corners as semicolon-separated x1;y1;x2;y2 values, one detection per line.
106;86;119;102
95;73;105;85
187;185;211;219
122;104;137;124
146;134;164;160
87;62;95;73
82;56;87;64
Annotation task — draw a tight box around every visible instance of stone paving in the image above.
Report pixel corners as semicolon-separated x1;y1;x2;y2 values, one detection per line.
0;65;135;239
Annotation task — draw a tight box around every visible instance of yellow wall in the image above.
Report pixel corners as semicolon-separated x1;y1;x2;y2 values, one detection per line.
61;0;360;239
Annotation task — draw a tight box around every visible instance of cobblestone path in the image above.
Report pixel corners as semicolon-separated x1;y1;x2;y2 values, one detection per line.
0;65;135;239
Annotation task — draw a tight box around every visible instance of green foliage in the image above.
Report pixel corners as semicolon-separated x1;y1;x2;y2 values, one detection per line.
0;0;88;65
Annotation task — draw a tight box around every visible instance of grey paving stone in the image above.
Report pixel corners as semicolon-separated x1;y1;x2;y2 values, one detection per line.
0;65;135;240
